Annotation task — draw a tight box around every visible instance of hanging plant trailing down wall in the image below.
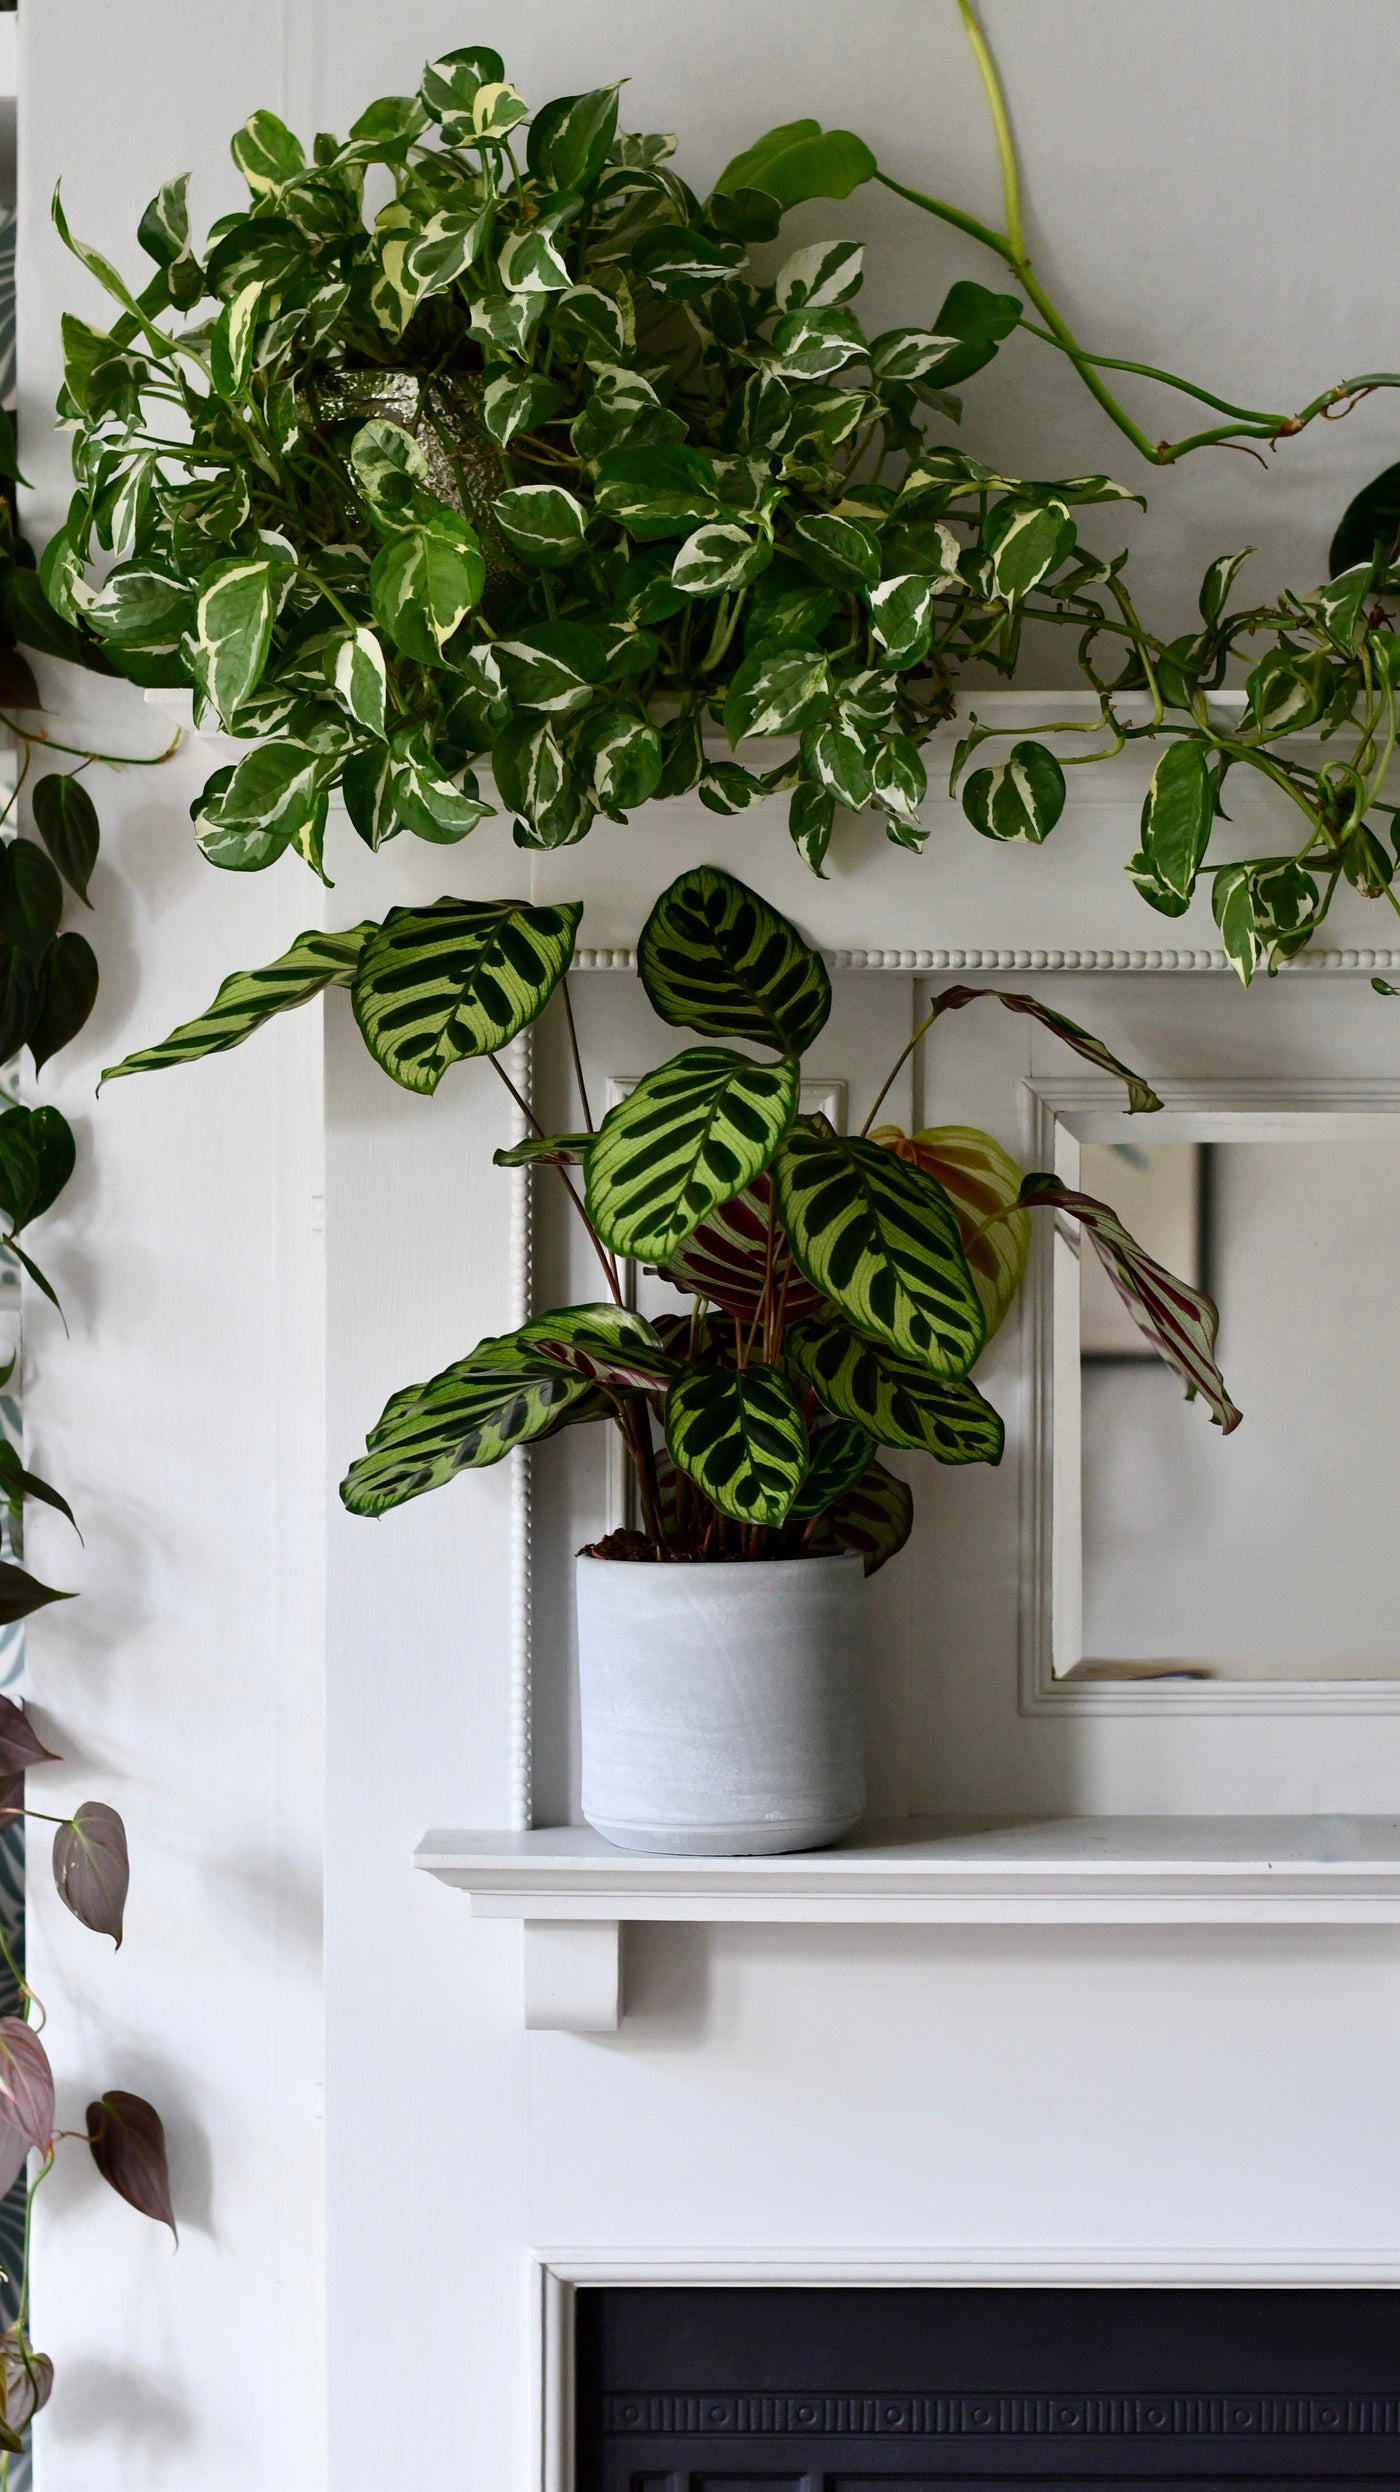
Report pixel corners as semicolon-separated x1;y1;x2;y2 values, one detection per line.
40;3;1400;979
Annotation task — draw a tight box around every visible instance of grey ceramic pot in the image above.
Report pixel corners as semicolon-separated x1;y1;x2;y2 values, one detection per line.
575;1552;866;1856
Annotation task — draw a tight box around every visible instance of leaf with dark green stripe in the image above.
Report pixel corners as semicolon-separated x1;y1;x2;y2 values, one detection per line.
351;897;580;1094
492;1131;591;1167
786;1316;1004;1463
658;1175;826;1323
923;986;1162;1115
587;1047;798;1260
788;1417;877;1517
519;1303;676;1392
1018;1173;1241;1434
638;864;830;1054
340;1331;604;1516
101;922;375;1082
776;1121;984;1376
664;1361;808;1526
811;1457;912;1574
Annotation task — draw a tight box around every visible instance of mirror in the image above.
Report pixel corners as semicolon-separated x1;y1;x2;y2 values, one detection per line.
1046;1097;1400;1682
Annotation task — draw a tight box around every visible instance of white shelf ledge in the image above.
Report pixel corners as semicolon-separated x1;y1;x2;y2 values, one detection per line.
417;1817;1400;2028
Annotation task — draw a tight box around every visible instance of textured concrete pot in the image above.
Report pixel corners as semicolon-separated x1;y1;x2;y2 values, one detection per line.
575;1552;866;1855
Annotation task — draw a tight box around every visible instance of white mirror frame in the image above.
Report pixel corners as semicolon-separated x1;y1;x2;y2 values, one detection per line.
1020;1072;1400;1718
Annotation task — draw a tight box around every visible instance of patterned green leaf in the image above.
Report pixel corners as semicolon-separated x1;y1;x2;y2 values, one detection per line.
351;897;581;1094
866;573;940;666
578;708;663;810
231;108;305;195
518;1303;676;1392
788;1417;877;1518
811;1457;912;1574
775;1121;985;1375
480;370;564;447
986;497;1075;601
370;522;485;664
658;1175;826;1323
102;923;374;1081
327;625;388;739
492;1131;591;1167
593;444;721;539
341;1331;601;1517
638;864;831;1053
587;1046;799;1260
210;279;262;399
633;226;741;299
1018;1173;1242;1434
769;307;866;380
664;1362;808;1526
671;523;770;598
724;648;831;745
493;484;588;567
923;985;1162;1115
786;1315;1004;1463
870;1123;1029;1340
868;325;959;382
1140;739;1213;900
792;513;881;591
774;240;863;311
962;740;1066;844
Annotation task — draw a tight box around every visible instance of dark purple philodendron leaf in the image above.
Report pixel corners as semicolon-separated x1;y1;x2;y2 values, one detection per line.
0;2331;53;2438
52;1800;129;1946
659;1176;825;1324
1018;1172;1243;1433
87;2091;176;2237
0;2020;53;2156
0;2120;29;2206
0;1696;59;1778
927;986;1163;1114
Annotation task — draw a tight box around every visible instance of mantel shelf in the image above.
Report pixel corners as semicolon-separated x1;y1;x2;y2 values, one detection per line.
417;1818;1400;2030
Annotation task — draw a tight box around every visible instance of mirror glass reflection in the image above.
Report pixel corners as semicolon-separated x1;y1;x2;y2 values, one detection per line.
1075;1130;1400;1680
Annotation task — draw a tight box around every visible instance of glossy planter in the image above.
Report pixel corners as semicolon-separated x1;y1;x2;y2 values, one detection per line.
575;1552;866;1856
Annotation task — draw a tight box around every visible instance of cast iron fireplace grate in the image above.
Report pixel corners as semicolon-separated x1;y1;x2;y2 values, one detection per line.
576;2288;1400;2489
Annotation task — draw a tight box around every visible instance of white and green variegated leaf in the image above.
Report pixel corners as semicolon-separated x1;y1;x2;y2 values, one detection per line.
962;739;1066;844
495;621;604;713
664;1362;808;1527
192;556;278;724
480;368;563;446
1245;646;1329;737
724;648;831;745
639;864;831;1053
867;573;939;666
552;284;629;364
231;109;305;196
872;736;927;820
472;80;530;139
402;205;495;300
350;896;581;1094
870;1123;1029;1341
789;780;836;873
101;923;373;1081
497;225;572;294
633;226;742;298
390;729;492;843
492;718;570;832
776;1120;985;1376
327;625;388;739
587;1046;799;1261
785;1316;1005;1463
370;205;423;339
350;418;434;529
593;445;722;539
1140;739;1213;900
1212;861;1259;987
699;762;766;817
493;484;588;567
812;1456;912;1573
369;523;485;664
792;512;881;591
518;1303;676;1392
579;708;663;811
571;362;678;461
83;563;191;647
193;741;330;874
671;523;771;598
768;306;866;380
774;239;864;311
1310;561;1372;652
137;171;201;304
209;280;262;400
802;719;872;811
986;497;1075;601
340;1330;601;1516
471;290;546;360
868;326;958;382
1199;547;1254;628
420;45;504;127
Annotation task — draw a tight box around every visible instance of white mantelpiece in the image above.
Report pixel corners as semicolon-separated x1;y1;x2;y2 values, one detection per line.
419;1817;1400;2029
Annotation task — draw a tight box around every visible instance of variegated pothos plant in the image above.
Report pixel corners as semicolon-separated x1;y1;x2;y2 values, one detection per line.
105;865;1239;1564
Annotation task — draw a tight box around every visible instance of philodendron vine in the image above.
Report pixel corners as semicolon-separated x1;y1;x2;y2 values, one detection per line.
0;458;179;2478
40;4;1400;977
106;865;1239;1552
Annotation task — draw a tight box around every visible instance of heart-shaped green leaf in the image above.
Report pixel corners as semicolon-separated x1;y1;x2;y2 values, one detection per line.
664;1361;808;1526
351;896;580;1093
588;1046;799;1260
639;864;831;1054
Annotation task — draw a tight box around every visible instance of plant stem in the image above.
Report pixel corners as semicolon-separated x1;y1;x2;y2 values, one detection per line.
560;978;595;1133
486;1053;622;1304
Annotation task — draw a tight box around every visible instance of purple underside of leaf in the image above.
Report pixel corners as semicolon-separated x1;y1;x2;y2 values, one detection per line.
1019;1171;1242;1433
0;2019;53;2155
87;2091;176;2236
52;1799;129;1946
0;1694;59;1775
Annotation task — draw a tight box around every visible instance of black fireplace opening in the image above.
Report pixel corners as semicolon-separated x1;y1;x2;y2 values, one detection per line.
576;2287;1400;2488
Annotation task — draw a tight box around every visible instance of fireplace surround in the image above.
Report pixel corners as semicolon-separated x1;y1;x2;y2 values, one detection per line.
576;2287;1400;2488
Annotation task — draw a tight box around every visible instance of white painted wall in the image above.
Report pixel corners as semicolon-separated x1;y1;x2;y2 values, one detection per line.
19;7;1400;2491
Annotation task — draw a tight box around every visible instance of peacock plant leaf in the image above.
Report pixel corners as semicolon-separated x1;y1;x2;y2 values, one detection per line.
586;1047;799;1261
809;1455;912;1574
788;1416;877;1517
775;1119;985;1376
518;1303;677;1392
923;986;1162;1115
1018;1172;1242;1434
351;897;580;1093
102;922;375;1080
785;1316;1005;1464
341;1330;607;1515
664;1361;809;1526
638;865;831;1056
657;1175;826;1324
871;1123;1029;1340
